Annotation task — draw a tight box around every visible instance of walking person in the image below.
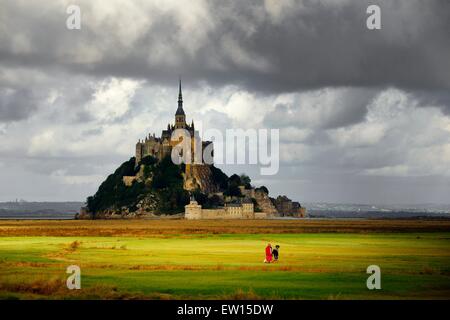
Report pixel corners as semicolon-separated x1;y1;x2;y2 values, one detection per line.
272;245;280;262
264;243;273;263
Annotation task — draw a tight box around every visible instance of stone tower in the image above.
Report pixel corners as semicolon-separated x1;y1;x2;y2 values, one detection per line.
185;196;202;219
175;79;186;129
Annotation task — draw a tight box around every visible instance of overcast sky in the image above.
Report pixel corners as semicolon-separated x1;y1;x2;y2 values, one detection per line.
1;0;449;204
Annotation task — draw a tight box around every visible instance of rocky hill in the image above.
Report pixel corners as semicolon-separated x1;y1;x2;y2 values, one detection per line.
82;155;231;218
81;155;304;219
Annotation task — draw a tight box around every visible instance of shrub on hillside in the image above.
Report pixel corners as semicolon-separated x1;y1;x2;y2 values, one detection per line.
86;156;189;216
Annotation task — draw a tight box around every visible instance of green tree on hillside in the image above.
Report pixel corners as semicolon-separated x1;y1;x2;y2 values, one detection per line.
240;174;252;189
86;156;189;216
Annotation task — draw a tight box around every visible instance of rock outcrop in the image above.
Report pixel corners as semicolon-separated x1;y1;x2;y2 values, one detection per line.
184;164;219;194
254;189;278;215
273;195;307;217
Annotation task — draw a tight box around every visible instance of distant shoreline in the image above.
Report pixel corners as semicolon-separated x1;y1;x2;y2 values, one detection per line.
1;201;450;220
1;212;450;220
2;215;450;221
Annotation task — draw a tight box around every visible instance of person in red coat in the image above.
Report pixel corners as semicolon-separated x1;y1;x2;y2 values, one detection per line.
264;243;273;263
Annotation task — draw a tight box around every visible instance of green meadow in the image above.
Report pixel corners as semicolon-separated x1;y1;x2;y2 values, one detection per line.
1;232;450;299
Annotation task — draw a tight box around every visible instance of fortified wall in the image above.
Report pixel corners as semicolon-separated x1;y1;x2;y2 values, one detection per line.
185;198;267;220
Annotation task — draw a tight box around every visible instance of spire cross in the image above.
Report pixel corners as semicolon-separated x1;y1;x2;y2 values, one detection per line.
178;78;183;105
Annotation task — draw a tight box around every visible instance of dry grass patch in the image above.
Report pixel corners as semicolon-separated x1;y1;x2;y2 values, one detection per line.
0;278;152;300
1;219;450;237
69;240;81;250
222;288;263;300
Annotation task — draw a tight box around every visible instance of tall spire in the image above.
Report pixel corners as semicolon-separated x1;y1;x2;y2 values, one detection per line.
176;77;185;116
178;78;183;107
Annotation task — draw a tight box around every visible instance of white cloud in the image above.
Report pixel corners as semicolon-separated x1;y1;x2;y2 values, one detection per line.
280;143;312;164
10;33;32;54
328;122;386;147
87;77;143;122
264;0;297;24
29;130;56;156
264;87;376;130
351;90;450;177
50;169;104;185
363;165;409;177
280;127;312;143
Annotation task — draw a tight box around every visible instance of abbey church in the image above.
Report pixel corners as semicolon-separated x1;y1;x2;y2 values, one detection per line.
135;80;209;163
132;80;218;194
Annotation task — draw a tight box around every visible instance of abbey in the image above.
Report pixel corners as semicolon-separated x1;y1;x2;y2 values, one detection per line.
132;80;217;194
135;80;210;164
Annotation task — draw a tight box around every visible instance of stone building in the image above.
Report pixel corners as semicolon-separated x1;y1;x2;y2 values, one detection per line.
135;80;210;164
185;197;263;219
130;80;218;194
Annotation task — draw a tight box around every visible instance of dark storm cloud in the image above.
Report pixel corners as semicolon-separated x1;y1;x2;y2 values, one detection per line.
0;88;37;122
81;127;103;137
409;90;450;115
0;0;449;204
263;88;377;129
0;0;449;94
206;0;450;92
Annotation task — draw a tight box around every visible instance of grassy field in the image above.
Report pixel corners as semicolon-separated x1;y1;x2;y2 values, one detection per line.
0;219;450;299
